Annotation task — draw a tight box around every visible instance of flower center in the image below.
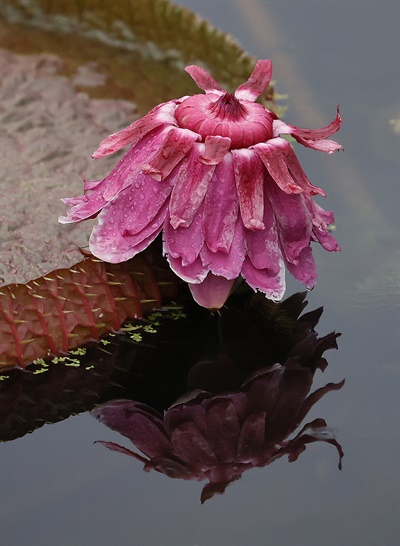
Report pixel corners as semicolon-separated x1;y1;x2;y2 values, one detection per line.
208;93;247;119
175;92;273;149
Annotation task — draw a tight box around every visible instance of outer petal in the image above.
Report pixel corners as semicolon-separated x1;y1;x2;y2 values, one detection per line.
273;107;343;154
311;202;341;252
185;65;226;95
234;59;272;102
203;154;239;253
168;144;216;229
89;200;168;262
92;101;179;158
60;126;172;224
241;256;286;302
200;135;231;165
59;193;107;223
232;149;265;230
142;127;200;181
265;175;313;264
277;140;326;197
285;246;318;289
245;190;282;275
200;218;246;279
189;273;235;309
167;254;208;284
255;139;304;195
163;203;205;266
100;126;171;201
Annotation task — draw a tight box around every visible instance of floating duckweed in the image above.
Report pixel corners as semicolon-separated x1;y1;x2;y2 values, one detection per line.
99;339;111;346
148;312;162;322
33;357;48;367
170;310;187;320
33;367;49;374
69;347;87;355
143;325;157;334
130;332;143;343
121;323;143;332
64;358;81;367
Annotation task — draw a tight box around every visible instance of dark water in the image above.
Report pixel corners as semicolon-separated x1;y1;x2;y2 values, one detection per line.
1;1;399;545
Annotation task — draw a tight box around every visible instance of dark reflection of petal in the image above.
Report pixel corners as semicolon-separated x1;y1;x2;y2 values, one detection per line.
92;291;344;502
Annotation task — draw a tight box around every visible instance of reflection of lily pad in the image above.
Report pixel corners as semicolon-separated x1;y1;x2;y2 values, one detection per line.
0;0;278;286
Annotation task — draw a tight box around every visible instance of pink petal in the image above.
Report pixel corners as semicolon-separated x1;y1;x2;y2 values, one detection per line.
185;65;226;95
163;203;205;266
235;59;272;102
311;202;341;252
265;176;313;264
255;139;304;195
200;218;246;279
101;126;171;201
232;149;265;230
203;154;239;253
241;256;286;301
83;179;103;192
89;200;168;262
62;126;171;220
189;273;235;309
285;246;318;289
142;127;199;181
92;101;179;158
167;254;208;283
291;106;342;140
200;135;231;165
86;165;175;262
278;140;326;197
293;136;343;153
274;107;343;154
168;144;216;229
245;192;282;274
59;194;107;223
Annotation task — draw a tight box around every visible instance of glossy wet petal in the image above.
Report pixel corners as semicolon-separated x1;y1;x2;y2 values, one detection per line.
232;148;265;229
185;65;226;95
266;176;313;264
285;247;318;289
255;139;304;194
92;101;179;158
142;127;200;181
167;254;209;284
235;59;272;102
273;107;343;154
241;256;286;301
278;140;326;197
311;202;341;252
189;273;235;309
203;155;238;253
245;192;282;274
200;218;246;279
59;194;106;223
168;144;216;229
163;203;205;266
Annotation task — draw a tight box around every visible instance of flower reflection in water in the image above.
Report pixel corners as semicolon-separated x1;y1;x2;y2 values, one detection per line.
60;60;342;309
92;292;344;503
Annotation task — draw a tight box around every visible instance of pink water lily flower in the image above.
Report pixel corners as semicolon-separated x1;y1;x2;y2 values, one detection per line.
59;60;342;308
